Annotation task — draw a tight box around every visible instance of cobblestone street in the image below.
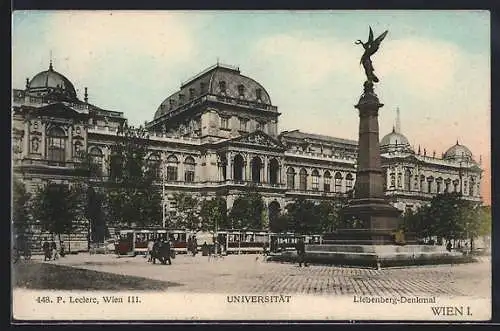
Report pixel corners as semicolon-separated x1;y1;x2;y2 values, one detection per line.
33;253;490;299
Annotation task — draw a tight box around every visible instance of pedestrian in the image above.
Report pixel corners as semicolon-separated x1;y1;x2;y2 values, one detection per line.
164;239;172;265
42;238;50;261
446;241;452;252
147;239;154;262
296;238;308;267
50;240;58;260
59;241;65;257
192;236;198;256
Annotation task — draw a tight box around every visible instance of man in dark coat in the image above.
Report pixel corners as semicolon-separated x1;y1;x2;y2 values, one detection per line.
42;239;50;261
162;239;172;265
296;238;308;267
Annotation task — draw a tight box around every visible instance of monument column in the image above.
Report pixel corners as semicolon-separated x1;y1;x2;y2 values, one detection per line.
353;81;385;201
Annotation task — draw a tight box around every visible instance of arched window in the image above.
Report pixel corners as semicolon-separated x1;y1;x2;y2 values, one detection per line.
405;169;412;191
299;168;307;190
346;173;354;191
334;172;343;192
147;154;161;179
427;177;434;193
390;173;395;188
269;158;279;185
184;156;195;182
166;155;178;181
397;173;402;188
47;126;66;162
233;154;244;181
453;179;460;192
445;179;451;193
73;140;83;160
324;171;331;192
89;147;103;177
286;167;295;189
436;177;443;193
251;156;262;183
420;175;426;192
311;170;320;191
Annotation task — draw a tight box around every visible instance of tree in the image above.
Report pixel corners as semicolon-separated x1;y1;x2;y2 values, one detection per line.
87;187;106;242
285;198;320;234
199;197;228;231
31;182;85;247
172;192;200;230
228;189;265;230
104;124;162;227
316;200;343;233
12;178;31;236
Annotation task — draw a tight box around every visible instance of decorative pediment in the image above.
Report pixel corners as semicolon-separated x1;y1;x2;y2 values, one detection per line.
229;130;285;150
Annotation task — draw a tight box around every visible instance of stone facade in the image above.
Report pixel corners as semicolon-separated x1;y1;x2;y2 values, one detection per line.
12;62;484;242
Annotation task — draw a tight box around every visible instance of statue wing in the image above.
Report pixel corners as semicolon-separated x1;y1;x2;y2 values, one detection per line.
366;30;388;56
374;30;388;45
368;27;374;44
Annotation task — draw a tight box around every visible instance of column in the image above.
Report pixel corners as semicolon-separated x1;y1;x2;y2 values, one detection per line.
263;156;268;183
40;121;46;159
23;120;29;157
67;125;73;161
227;152;233;181
245;155;251;182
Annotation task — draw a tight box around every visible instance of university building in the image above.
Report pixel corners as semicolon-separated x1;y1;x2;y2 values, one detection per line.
12;62;483;247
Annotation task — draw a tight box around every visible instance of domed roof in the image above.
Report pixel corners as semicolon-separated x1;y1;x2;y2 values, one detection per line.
381;127;411;146
26;62;78;101
443;141;473;161
154;64;273;120
380;127;413;154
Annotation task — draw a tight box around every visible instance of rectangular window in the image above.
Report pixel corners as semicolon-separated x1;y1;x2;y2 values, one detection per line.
335;179;342;192
185;170;195;182
287;174;295;189
324;177;331;192
312;176;319;191
166;166;178;181
220;117;229;129
240;119;248;131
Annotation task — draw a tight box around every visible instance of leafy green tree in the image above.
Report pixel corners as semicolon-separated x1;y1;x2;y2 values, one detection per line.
105;124;162;227
12;178;31;236
172;192;200;230
228;189;265;230
425;192;463;241
316;200;343;233
86;187;107;242
285;198;320;234
32;182;85;247
199;197;228;231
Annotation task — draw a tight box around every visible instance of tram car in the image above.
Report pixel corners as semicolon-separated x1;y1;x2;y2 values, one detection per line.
218;230;269;254
269;232;305;253
115;228;192;256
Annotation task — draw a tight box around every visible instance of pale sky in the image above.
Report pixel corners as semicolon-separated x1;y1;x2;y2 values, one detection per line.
11;10;491;204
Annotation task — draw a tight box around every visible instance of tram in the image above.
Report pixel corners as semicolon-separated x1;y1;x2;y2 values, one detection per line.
216;230;269;254
269;232;305;253
115;228;192;256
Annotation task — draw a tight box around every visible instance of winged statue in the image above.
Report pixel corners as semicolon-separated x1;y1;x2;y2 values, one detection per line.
355;27;388;83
